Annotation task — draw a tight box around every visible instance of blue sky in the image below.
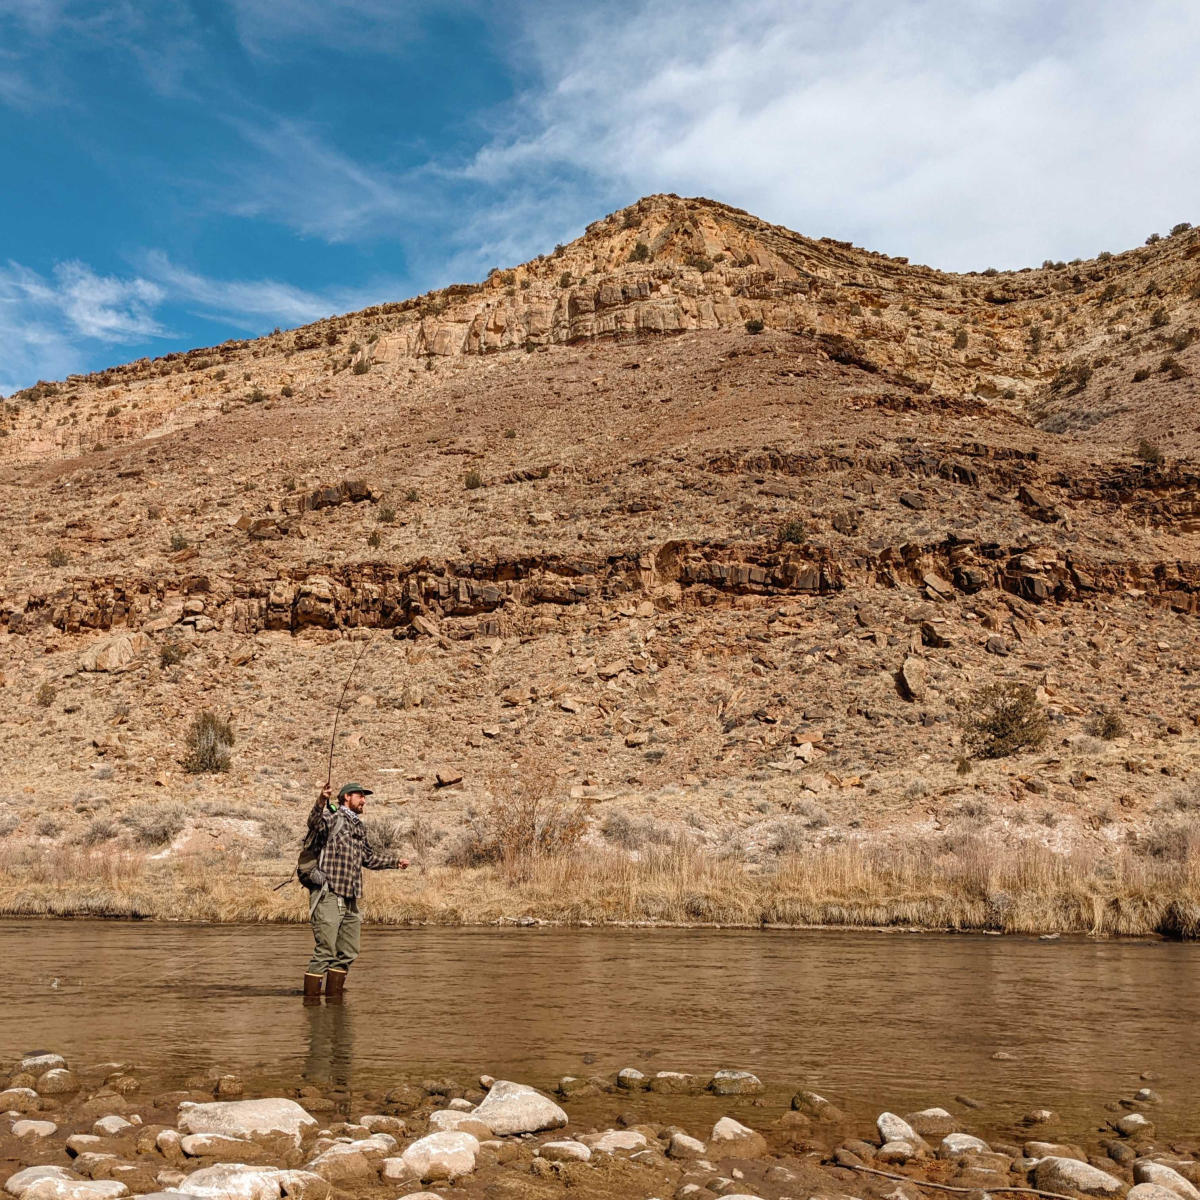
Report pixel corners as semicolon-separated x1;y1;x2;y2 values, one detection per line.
2;0;1199;395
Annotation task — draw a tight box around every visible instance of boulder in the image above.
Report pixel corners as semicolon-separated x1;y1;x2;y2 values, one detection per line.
174;1166;327;1200
12;1121;58;1139
939;1134;991;1158
878;1141;918;1165
1034;1156;1126;1197
179;1135;258;1159
905;1107;955;1138
790;1091;844;1122
648;1071;703;1094
471;1081;566;1136
303;1140;387;1185
898;656;927;701
19;1055;66;1075
80;633;150;673
709;1070;763;1096
387;1132;479;1183
356;1116;405;1136
1027;1141;1086;1161
426;1111;490;1139
585;1131;647;1155
1131;1187;1187;1200
36;1069;78;1095
537;1141;592;1163
1116;1113;1154;1138
93;1117;133;1137
0;1088;40;1113
22;1184;127;1200
178;1101;317;1151
877;1112;920;1146
5;1169;78;1198
616;1068;647;1091
668;1133;707;1160
710;1118;767;1159
1134;1163;1200;1200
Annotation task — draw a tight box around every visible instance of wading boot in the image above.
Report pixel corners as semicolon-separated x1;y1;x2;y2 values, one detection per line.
325;968;347;1002
303;973;324;1004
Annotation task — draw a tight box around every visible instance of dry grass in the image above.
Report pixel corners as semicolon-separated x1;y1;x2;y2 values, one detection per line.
2;831;1200;937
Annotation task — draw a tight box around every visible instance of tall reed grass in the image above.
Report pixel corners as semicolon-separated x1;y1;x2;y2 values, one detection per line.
1;832;1198;937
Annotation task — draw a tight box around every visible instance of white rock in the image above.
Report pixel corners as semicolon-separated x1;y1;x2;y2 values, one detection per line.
1131;1187;1189;1200
173;1165;326;1200
587;1131;647;1155
426;1110;489;1138
471;1081;566;1136
877;1112;919;1145
668;1133;707;1160
389;1132;479;1183
878;1140;918;1164
36;1070;78;1096
940;1133;991;1158
1034;1157;1126;1197
12;1121;57;1139
1135;1163;1200;1200
80;632;151;673
616;1068;647;1090
156;1130;182;1155
537;1141;592;1163
22;1184;127;1200
19;1055;66;1075
1117;1113;1154;1137
447;1098;473;1112
93;1116;133;1137
5;1168;78;1198
709;1070;763;1096
356;1115;405;1135
178;1101;317;1150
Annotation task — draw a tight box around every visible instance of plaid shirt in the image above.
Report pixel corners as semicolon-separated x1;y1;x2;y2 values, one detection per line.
307;799;401;899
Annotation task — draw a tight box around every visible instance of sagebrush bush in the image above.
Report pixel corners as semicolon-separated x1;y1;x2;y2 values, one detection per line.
778;517;806;544
120;802;185;846
46;546;69;568
1136;439;1164;465
34;681;56;708
169;532;189;552
628;241;650;263
745;318;764;334
1088;709;1126;740
464;468;483;490
960;682;1048;759
182;710;234;774
159;638;188;668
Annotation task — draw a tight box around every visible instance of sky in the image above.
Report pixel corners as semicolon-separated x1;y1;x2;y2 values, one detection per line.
1;0;1198;395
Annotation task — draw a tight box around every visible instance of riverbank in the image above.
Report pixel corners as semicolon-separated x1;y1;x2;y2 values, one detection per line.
2;834;1199;937
0;1045;1192;1200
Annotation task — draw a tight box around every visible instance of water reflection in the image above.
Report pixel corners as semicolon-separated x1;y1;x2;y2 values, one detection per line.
3;921;1198;1132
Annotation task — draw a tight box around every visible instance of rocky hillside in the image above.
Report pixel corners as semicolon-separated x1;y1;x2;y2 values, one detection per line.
0;194;1198;909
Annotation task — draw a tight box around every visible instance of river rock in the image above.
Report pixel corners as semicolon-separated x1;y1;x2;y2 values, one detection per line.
1034;1156;1126;1197
36;1069;79;1095
180;1135;259;1159
19;1055;66;1075
790;1090;844;1121
709;1071;763;1096
387;1132;479;1182
878;1141;919;1165
21;1183;127;1200
175;1165;327;1200
668;1133;707;1160
0;1088;40;1113
1027;1141;1087;1161
877;1112;920;1146
616;1069;647;1091
1131;1187;1187;1200
426;1110;490;1138
584;1130;648;1155
304;1139;389;1184
12;1121;58;1139
1135;1163;1200;1200
1135;1089;1162;1104
710;1118;767;1159
5;1169;79;1198
178;1100;317;1151
1116;1113;1154;1138
939;1134;991;1158
537;1141;592;1163
905;1107;956;1137
93;1117;133;1137
471;1081;566;1136
649;1071;703;1094
356;1115;405;1136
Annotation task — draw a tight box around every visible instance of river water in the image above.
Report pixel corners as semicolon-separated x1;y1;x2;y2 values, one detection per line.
3;921;1196;1134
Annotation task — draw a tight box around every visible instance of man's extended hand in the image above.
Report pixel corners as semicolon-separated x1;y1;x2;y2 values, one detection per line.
319;783;332;803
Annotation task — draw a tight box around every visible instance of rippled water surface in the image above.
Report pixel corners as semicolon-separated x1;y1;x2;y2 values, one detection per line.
4;921;1196;1129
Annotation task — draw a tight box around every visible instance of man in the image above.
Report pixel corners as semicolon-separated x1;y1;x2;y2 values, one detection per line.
301;782;408;1000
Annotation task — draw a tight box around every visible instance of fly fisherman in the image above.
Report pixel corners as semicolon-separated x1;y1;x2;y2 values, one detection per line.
300;782;408;1000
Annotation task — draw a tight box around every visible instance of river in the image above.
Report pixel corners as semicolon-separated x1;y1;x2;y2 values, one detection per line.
3;921;1195;1135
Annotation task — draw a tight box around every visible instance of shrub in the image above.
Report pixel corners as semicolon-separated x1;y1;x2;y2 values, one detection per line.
1028;325;1044;354
628;241;651;263
35;815;62;838
1161;355;1188;380
247;387;267;403
34;681;56;708
686;254;714;273
169;532;189;552
1169;327;1196;352
953;329;968;350
622;210;640;229
778;517;806;544
367;530;382;549
80;817;118;846
182;710;234;774
1150;306;1169;328
159;638;188;668
377;505;396;524
280;384;294;398
1146;232;1162;245
405;487;419;502
558;271;572;288
47;546;69;568
1170;222;1193;236
464;468;483;490
1087;709;1126;740
745;318;764;334
120;801;184;846
959;682;1048;759
504;427;517;439
1136;439;1164;465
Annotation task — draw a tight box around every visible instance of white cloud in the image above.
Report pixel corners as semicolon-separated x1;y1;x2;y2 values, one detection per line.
469;0;1200;269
